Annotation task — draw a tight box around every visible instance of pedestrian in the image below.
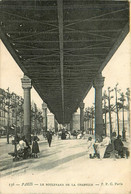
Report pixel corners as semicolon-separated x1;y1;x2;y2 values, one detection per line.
87;137;95;158
22;136;31;159
94;138;101;158
46;129;53;147
17;137;26;150
61;129;66;140
32;135;40;158
16;136;31;159
114;135;124;158
98;135;110;159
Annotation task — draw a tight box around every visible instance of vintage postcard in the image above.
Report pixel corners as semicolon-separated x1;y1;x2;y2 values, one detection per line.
0;1;131;194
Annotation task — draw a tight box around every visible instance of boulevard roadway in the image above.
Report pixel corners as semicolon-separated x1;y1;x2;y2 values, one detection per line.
0;135;130;194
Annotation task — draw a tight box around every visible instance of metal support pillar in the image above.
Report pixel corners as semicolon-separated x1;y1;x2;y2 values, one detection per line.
21;75;32;144
70;115;73;132
42;102;47;132
93;73;105;140
79;101;85;133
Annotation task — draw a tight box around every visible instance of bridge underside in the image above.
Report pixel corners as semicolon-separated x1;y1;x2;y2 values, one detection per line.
0;0;129;124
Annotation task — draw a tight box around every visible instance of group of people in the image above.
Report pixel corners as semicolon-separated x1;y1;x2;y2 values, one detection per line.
86;133;127;159
15;128;53;161
16;135;40;159
13;129;53;160
13;129;128;161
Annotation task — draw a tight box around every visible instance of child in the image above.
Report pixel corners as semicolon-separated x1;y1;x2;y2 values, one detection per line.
94;138;100;158
87;137;95;158
32;136;40;158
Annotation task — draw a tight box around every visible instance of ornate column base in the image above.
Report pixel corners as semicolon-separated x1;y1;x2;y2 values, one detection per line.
23;125;31;144
95;123;104;141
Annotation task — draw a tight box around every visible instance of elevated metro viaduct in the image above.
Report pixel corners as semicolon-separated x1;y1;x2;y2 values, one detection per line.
0;0;129;143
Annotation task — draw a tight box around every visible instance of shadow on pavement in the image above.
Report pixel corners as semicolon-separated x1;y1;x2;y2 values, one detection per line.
33;151;87;171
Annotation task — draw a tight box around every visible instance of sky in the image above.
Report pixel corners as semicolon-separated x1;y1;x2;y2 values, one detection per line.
0;33;131;110
0;39;43;108
84;32;131;108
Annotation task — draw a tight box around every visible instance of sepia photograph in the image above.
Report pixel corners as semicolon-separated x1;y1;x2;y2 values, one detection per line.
0;0;131;194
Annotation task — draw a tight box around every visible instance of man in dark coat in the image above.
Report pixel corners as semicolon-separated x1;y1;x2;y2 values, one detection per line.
46;129;52;147
114;135;124;158
61;128;66;140
22;136;31;159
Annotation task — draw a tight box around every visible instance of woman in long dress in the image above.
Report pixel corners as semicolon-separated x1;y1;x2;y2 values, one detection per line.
98;135;111;159
32;136;40;158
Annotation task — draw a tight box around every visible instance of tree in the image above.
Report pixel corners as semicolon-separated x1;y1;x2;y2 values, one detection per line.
114;84;121;136
118;92;126;140
125;88;130;137
11;93;24;135
2;89;18;143
102;90;109;136
84;106;95;134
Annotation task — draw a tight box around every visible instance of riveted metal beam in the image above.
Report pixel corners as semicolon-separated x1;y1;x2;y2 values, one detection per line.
57;0;64;123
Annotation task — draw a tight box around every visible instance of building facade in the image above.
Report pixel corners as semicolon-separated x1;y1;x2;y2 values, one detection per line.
0;88;43;136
